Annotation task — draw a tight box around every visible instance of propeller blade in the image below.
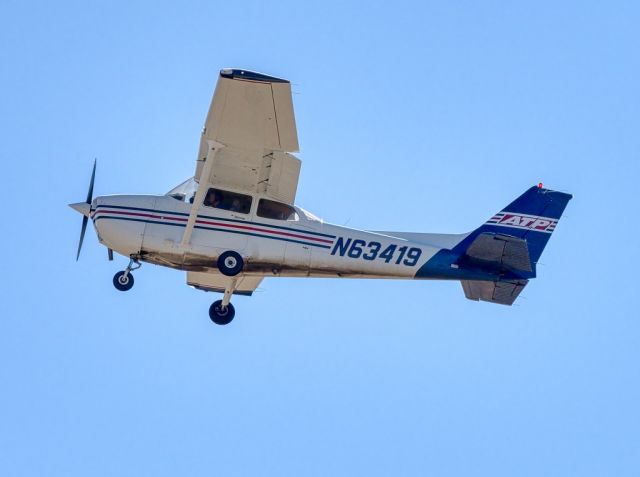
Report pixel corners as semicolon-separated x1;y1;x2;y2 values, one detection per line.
76;215;88;261
75;160;96;261
86;159;96;204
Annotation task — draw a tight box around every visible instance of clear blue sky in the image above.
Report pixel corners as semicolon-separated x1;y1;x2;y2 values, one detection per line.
1;1;639;475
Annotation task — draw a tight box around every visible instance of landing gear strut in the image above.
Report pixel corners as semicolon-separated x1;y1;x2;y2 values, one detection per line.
208;278;236;325
113;257;141;292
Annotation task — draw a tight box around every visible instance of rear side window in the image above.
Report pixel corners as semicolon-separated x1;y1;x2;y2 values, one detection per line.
257;199;298;221
204;188;252;214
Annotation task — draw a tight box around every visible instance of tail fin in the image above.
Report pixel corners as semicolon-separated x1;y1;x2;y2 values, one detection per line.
454;185;573;273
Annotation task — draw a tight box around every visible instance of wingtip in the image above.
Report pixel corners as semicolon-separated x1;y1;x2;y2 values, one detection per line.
220;68;289;83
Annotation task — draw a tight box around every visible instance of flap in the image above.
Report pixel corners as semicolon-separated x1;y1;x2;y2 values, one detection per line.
196;149;301;204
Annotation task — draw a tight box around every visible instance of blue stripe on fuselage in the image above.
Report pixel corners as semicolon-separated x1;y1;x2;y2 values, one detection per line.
93;214;332;249
93;204;336;239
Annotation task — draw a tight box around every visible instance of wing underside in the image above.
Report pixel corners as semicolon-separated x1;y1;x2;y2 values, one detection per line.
194;68;301;205
179;68;302;249
187;271;263;296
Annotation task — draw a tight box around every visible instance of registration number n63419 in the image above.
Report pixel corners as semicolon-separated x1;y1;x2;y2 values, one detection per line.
330;238;422;266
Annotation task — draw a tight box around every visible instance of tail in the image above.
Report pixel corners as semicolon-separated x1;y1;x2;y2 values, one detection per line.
454;185;573;268
416;185;572;305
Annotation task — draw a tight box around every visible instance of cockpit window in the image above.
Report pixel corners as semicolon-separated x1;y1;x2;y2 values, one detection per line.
203;188;252;214
257;199;298;221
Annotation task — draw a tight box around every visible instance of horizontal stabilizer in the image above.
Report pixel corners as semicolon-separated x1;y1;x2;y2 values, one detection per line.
463;233;532;273
461;279;528;306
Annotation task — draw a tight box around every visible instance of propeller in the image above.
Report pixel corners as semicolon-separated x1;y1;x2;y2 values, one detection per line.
70;159;96;261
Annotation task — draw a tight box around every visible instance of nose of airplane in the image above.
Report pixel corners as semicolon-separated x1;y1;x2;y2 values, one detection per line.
69;202;91;218
89;195;151;257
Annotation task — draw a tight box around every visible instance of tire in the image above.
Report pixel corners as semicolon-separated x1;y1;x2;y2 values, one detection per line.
209;300;235;325
113;271;134;291
217;251;244;276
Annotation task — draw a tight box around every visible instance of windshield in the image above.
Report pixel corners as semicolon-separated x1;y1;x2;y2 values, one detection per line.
166;177;197;202
297;206;322;223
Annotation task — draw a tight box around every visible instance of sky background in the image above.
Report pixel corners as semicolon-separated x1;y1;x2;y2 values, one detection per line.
1;0;639;475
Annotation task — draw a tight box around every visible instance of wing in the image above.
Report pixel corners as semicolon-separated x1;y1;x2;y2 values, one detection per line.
187;271;263;296
195;68;301;204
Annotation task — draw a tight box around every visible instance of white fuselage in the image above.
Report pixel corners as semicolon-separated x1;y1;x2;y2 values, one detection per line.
91;194;468;280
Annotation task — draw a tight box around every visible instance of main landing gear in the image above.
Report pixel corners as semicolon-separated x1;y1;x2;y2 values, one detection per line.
113;257;141;292
209;277;237;325
209;300;235;325
207;250;244;325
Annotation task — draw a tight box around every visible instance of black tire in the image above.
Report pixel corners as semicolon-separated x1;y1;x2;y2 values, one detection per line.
113;271;134;291
209;300;235;325
217;251;244;276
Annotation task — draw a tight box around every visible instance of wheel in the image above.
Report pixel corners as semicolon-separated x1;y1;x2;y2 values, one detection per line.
209;300;235;325
217;251;244;276
113;271;134;291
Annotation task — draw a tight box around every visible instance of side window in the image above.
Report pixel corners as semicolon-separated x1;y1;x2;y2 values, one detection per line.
203;188;252;214
257;199;298;221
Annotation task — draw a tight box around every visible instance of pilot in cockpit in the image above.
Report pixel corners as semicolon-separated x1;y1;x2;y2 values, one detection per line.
205;189;222;208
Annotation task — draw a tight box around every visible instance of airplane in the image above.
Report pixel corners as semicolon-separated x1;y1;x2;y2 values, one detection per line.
69;68;572;325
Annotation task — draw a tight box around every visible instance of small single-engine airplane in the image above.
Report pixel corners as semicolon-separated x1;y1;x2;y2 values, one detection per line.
70;68;572;325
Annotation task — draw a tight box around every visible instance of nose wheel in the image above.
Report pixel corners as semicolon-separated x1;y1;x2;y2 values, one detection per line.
113;257;141;292
113;270;135;291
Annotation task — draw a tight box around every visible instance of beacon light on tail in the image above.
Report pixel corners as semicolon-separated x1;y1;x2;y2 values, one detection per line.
69;68;572;325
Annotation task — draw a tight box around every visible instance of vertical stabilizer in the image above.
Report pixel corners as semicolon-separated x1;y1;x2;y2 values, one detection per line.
454;185;573;269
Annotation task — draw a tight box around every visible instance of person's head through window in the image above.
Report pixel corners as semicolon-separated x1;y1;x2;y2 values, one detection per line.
206;189;221;208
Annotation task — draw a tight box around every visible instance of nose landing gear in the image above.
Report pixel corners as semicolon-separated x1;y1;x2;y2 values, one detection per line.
113;257;141;292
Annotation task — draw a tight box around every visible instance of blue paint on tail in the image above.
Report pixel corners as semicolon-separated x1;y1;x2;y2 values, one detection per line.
415;186;572;280
452;186;572;264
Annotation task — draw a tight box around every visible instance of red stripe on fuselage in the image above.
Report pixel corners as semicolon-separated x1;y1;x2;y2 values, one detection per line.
195;219;333;244
93;209;334;244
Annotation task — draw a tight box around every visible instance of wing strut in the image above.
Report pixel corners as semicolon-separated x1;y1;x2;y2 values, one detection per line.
180;141;223;248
